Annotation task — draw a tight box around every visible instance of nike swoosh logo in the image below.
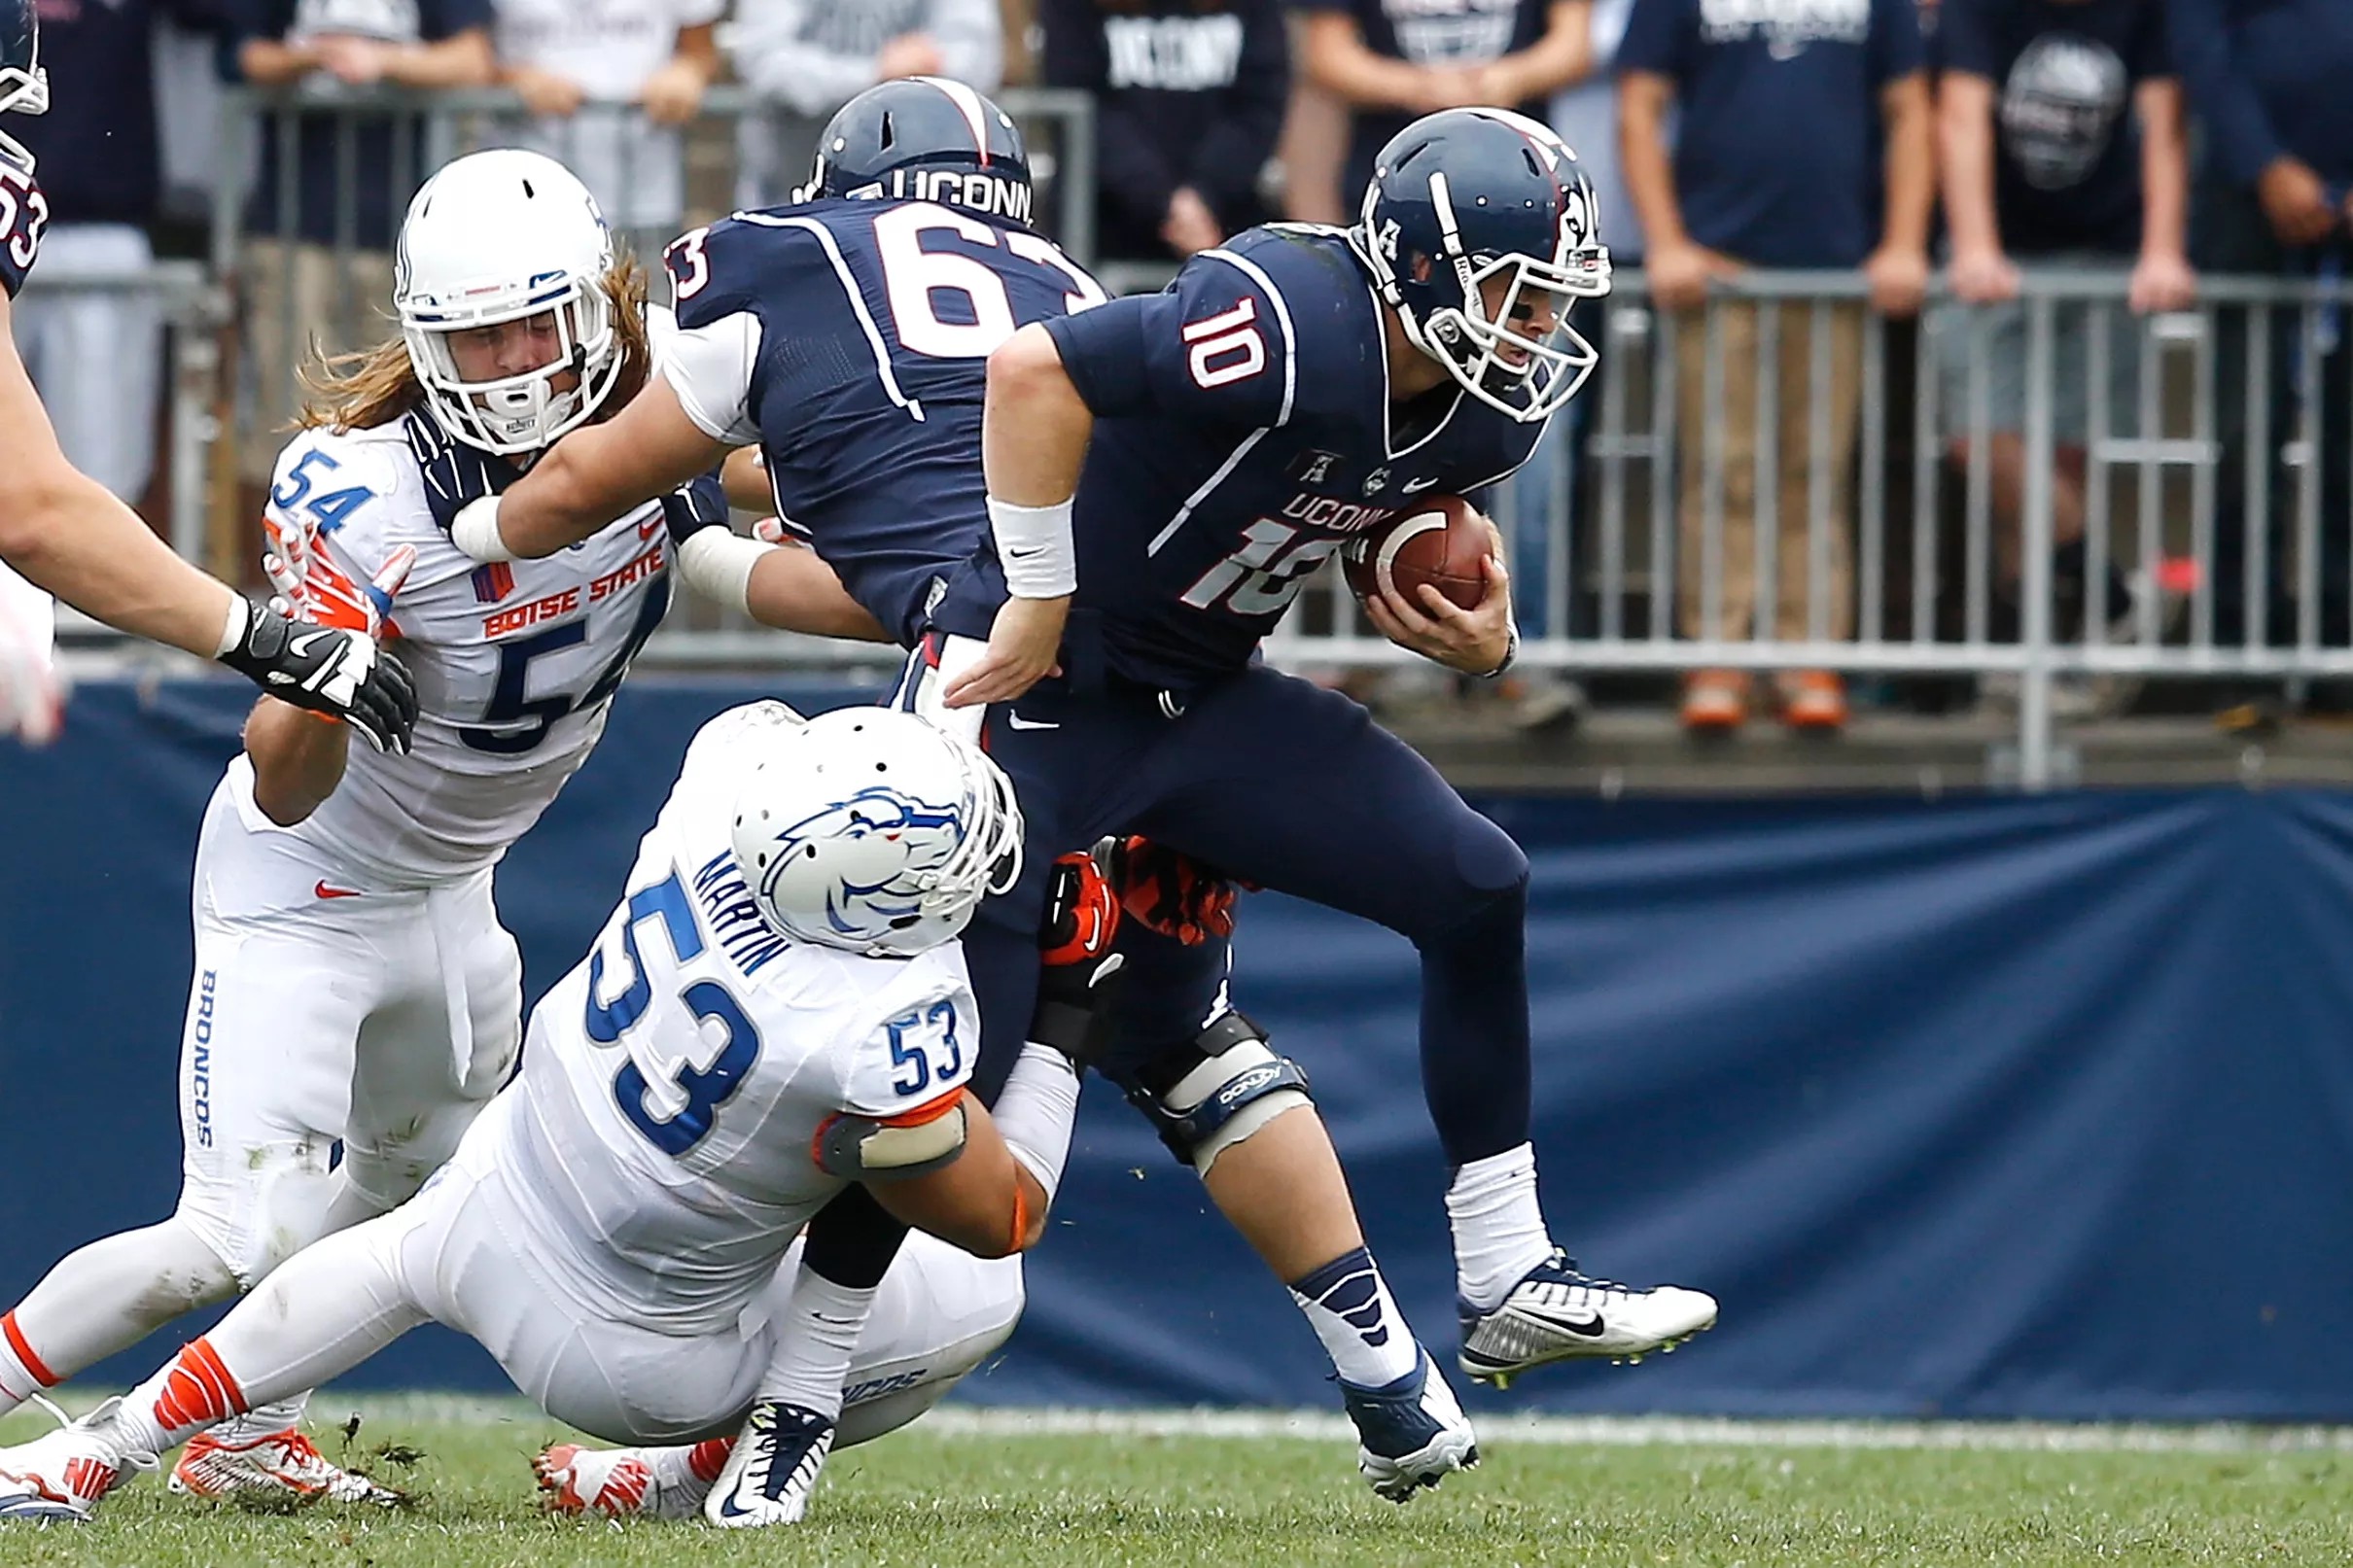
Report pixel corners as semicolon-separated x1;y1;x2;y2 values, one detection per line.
314;882;363;900
1005;545;1046;559
1559;1312;1608;1337
288;631;334;658
1003;714;1060;730
1402;476;1440;494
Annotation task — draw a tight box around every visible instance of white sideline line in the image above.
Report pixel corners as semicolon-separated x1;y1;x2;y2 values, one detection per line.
38;1395;2353;1456
915;1410;2353;1454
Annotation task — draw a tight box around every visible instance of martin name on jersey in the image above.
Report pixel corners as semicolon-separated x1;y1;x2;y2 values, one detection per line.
0;157;45;298
501;702;981;1334
662;196;1105;645
251;408;722;884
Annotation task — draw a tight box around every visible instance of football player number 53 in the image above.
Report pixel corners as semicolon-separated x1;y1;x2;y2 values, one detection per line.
585;870;762;1158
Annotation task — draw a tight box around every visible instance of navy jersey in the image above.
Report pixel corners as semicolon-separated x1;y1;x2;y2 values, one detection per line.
999;224;1543;687
661;197;1107;645
0;160;47;299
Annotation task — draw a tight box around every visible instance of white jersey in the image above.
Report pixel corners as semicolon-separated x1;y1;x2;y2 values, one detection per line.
506;702;981;1333
254;412;681;886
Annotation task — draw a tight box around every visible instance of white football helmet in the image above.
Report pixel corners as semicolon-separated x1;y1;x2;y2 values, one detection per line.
395;148;620;456
730;709;1024;958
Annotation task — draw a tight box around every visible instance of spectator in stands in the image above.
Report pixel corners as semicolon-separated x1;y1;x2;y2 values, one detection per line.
1294;0;1593;204
10;0;222;506
2168;0;2353;683
1930;0;2192;688
727;0;1003;207
494;0;721;262
228;0;495;488
1040;0;1289;270
1489;0;1639;730
1620;0;1934;733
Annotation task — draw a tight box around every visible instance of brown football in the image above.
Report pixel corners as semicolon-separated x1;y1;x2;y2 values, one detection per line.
1341;494;1492;612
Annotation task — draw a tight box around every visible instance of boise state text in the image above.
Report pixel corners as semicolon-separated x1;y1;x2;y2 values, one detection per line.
0;161;46;299
665;196;1103;645
932;225;1543;689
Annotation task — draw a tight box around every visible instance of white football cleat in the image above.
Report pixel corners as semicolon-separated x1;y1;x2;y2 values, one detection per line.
0;1398;155;1524
534;1442;710;1521
1338;1349;1480;1503
704;1401;834;1528
1458;1250;1719;1387
168;1427;404;1506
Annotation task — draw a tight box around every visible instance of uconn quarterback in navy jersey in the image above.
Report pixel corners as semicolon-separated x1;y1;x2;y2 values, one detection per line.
941;109;1719;1385
0;0;418;749
929;220;1547;681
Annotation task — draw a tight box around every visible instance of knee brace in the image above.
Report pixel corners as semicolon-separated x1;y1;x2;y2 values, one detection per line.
1125;1011;1313;1176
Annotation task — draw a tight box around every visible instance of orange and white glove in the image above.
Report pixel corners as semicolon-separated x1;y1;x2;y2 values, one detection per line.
1032;842;1127;1068
262;507;415;642
1111;836;1247;947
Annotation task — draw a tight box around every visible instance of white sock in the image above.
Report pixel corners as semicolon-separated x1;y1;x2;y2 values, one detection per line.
755;1268;878;1420
0;1220;240;1417
1285;1246;1421;1389
1447;1144;1553;1312
210;1392;312;1445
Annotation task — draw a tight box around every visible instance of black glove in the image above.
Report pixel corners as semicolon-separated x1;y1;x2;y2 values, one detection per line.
217;599;420;754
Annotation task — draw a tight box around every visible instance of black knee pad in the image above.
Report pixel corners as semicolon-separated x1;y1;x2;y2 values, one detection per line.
1123;1011;1314;1174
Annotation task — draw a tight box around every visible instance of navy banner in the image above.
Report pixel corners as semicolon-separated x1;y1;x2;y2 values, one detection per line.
3;681;2349;1419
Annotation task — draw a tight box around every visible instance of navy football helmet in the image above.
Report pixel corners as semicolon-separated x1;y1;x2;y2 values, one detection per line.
795;77;1034;228
0;0;46;173
1349;108;1611;423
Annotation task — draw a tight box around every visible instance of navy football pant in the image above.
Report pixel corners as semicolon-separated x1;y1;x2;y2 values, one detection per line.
921;653;1533;1167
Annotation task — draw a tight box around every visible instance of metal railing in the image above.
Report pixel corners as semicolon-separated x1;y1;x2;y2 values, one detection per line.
1259;268;2353;787
155;85;2353;785
16;261;228;577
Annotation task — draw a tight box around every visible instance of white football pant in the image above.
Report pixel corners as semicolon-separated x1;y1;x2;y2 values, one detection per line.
138;1088;1024;1449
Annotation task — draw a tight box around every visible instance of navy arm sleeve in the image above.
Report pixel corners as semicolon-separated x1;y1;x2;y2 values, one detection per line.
1613;0;1692;79
1867;0;1925;88
1188;0;1292;218
1042;249;1295;430
2128;1;2174;84
1934;0;1993;81
2163;0;2277;186
419;0;494;42
1040;0;1180;228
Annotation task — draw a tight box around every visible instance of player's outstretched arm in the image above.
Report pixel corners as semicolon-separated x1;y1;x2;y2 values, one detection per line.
0;305;420;749
455;374;731;563
0;302;249;658
245;696;353;825
941;325;1092;709
745;538;892;643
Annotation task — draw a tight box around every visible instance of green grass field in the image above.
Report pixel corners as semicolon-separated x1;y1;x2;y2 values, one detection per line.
5;1398;2351;1567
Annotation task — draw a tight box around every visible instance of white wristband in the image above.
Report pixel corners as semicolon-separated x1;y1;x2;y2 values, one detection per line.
215;592;252;658
450;496;515;564
675;529;776;618
989;495;1077;600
